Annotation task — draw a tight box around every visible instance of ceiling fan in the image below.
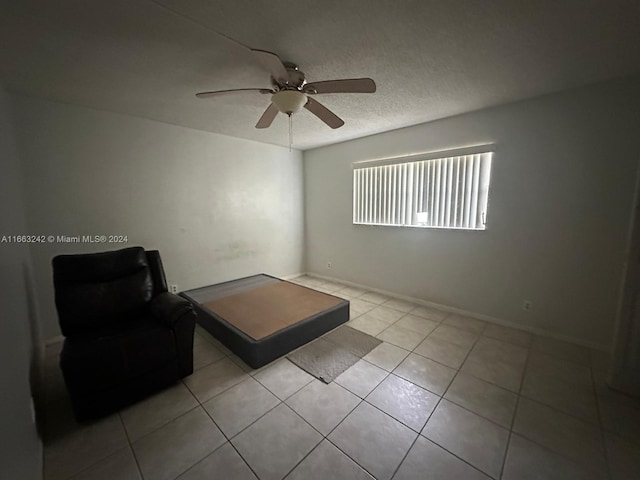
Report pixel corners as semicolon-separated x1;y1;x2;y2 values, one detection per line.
195;49;376;130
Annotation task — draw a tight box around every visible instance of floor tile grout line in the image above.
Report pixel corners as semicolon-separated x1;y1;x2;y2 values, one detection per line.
250;359;316;402
128;401;202;445
363;317;483;373
507;339;610;476
45;281;617;480
436;396;514;433
497;336;532;479
516;386;602;427
276;401;361;480
516;355;612;426
190;342;227;372
508;395;613;476
62;444;141;480
322;436;383;480
363;334;492;438
197;412;263;480
116;410;146;480
312;276;596;367
270;398;327;438
505;430;610;478
443;355;525;395
54;321;353;479
530;342;592;368
386;318;481;398
152;365;256;477
389;319;490;480
212;360;326;444
278;351;401;476
358;347;448;435
195;361;313;441
226;400;283;442
47;412;137;480
290;371;399;478
360;389;432;435
286;383;365;440
420;435;498;480
127;443;145;480
278;438;325;480
62;332;505;472
169;440;255;480
423;337;551;433
252;373;384;478
429;321;518;479
214;322;485;478
410;334;475;370
374;313;422;345
288;276;599;360
335;362;393;402
183;355;254;403
183;376;265;480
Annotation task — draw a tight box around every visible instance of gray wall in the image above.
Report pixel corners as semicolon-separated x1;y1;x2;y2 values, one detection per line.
10;95;305;339
304;76;640;349
0;88;42;478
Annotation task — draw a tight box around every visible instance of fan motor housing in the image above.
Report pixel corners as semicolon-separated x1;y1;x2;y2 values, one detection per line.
281;62;306;89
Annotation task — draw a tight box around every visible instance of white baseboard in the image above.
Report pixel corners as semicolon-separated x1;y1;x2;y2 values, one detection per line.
282;272;306;281
305;272;610;352
44;272;610;352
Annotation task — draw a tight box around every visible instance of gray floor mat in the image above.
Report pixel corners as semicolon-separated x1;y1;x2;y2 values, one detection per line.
287;326;382;383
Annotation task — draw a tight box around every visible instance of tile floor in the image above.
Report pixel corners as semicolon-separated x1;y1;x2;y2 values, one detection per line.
41;275;640;480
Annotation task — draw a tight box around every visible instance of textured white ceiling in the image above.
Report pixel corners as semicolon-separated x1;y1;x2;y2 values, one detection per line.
1;0;639;150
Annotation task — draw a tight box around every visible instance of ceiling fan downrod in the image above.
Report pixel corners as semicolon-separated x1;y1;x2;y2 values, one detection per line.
288;113;293;152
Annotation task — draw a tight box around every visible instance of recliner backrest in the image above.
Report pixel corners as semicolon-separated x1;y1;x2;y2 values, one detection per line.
53;246;155;336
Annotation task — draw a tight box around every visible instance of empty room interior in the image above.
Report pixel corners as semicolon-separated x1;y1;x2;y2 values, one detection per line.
2;1;640;479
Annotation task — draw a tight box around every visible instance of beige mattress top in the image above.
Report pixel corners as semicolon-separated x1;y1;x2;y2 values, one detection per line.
203;281;344;340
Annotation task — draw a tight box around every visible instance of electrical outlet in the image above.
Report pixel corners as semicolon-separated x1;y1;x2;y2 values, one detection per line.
170;284;178;294
327;262;332;268
522;300;533;312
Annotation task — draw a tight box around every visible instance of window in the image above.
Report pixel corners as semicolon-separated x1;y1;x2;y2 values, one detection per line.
353;147;493;230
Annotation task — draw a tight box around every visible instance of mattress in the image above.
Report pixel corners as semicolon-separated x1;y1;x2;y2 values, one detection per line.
180;274;349;368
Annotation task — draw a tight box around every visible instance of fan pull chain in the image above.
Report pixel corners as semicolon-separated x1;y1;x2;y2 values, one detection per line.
288;114;293;152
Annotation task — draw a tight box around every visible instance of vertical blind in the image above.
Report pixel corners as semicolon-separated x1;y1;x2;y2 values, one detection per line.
353;151;493;230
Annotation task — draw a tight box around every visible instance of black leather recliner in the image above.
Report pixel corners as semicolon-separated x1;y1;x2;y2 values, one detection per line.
52;246;196;420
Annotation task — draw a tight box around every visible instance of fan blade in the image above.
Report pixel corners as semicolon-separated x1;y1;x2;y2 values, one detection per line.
255;103;279;129
304;98;344;129
251;49;289;84
196;88;273;99
306;78;376;94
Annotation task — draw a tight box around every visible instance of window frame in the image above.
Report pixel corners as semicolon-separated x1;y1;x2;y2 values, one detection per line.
352;145;494;231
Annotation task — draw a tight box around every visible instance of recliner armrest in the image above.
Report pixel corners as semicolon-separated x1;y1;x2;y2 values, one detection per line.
148;292;195;328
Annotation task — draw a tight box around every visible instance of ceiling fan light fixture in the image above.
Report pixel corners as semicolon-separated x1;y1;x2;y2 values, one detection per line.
271;90;307;115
